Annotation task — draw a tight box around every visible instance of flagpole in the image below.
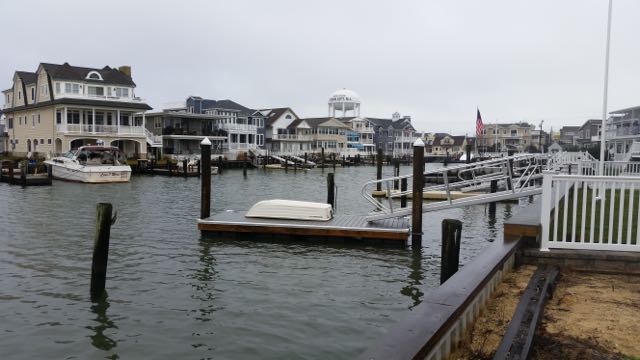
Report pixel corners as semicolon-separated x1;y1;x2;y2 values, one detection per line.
599;0;613;175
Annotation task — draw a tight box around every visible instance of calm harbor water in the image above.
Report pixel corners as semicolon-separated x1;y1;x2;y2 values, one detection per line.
0;164;525;359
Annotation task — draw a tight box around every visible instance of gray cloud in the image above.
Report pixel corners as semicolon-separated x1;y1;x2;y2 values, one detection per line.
2;0;638;134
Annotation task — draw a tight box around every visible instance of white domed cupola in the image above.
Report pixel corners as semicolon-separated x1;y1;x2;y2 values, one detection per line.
328;88;361;118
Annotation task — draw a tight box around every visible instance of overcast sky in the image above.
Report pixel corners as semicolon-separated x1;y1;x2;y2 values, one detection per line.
2;0;639;134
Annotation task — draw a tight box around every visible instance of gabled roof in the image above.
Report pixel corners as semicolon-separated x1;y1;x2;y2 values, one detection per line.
261;107;299;127
366;117;393;128
287;117;350;129
392;118;415;130
196;98;254;117
15;71;37;85
40;63;136;86
578;119;602;131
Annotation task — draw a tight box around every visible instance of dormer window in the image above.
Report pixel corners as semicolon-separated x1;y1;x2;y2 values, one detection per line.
86;71;103;80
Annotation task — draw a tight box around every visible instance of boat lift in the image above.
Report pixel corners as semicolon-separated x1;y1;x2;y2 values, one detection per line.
362;154;550;222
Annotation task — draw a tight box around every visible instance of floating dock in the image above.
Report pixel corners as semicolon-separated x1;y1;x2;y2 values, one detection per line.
198;210;410;242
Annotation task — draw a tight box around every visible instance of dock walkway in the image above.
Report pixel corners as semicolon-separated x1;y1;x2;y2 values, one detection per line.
198;210;410;242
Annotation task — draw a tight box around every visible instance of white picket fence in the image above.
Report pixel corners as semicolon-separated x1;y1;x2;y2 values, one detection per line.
577;160;640;177
540;172;640;251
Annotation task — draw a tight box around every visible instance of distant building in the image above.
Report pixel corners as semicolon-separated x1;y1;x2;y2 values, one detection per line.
477;122;535;153
423;133;469;158
1;62;152;158
606;105;640;160
368;114;418;157
576;119;602;148
559;126;580;147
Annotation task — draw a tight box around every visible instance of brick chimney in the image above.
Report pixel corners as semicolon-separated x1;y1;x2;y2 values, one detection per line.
118;65;132;77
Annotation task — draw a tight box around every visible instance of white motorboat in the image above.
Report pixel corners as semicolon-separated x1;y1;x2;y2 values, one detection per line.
246;199;333;221
45;146;131;183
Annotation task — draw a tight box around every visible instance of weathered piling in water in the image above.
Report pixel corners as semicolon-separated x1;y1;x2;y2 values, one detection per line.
327;172;335;208
440;219;462;284
47;163;52;181
507;158;514;190
412;139;425;247
465;144;471;164
183;159;188;178
21;161;27;187
196;160;201;177
321;148;325;167
201;138;212;219
393;159;400;190
401;178;407;208
489;179;498;214
90;203;115;301
8;161;15;183
218;156;223;175
376;148;383;192
332;154;336;170
304;152;308;166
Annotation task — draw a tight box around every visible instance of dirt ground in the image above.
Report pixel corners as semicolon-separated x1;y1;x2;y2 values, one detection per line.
531;271;640;360
448;267;640;360
448;265;537;360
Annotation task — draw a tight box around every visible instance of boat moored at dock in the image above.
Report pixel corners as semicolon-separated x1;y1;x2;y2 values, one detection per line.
45;146;132;183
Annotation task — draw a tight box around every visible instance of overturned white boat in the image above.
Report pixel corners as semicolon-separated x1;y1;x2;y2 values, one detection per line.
246;199;333;221
44;146;131;183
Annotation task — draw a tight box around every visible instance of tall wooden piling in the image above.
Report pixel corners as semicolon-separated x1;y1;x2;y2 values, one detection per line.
489;179;498;214
465;144;472;164
393;159;400;190
376;148;383;192
304;152;308;166
327;172;335;208
201;138;212;219
21;161;27;187
8;161;14;183
218;156;223;175
440;219;462;284
321;147;325;167
332;154;336;170
182;159;188;178
401;178;407;208
90;202;114;301
411;139;425;247
47;163;53;181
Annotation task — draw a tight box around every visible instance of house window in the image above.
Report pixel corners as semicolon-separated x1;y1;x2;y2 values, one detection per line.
67;110;81;124
120;112;131;125
40;138;44;144
511;130;517;136
8;118;13;129
115;88;129;97
37;113;40;124
87;72;102;80
88;86;104;96
257;134;264;146
154;119;162;129
55;83;60;94
41;84;48;95
32;114;36;127
31;87;35;101
65;83;80;94
47;139;52;145
18;91;21;99
56;110;62;124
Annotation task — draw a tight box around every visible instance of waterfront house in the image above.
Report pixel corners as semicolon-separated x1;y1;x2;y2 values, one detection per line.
1;63;152;158
576;119;602;148
606;105;640;160
368;113;418;157
340;116;376;154
477;122;535;153
259;107;308;154
285;117;350;154
144;96;265;160
424;133;468;158
559;125;580;147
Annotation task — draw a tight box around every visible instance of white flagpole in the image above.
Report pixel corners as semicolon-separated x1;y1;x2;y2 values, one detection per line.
599;0;613;175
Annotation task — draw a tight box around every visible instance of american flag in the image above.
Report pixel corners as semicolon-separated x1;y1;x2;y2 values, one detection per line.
476;109;484;137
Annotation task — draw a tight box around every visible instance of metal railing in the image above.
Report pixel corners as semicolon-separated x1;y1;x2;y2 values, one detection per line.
540;173;640;251
362;153;546;221
144;128;163;145
221;123;257;132
271;134;312;141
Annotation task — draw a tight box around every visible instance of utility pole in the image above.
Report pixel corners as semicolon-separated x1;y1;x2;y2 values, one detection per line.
539;120;545;153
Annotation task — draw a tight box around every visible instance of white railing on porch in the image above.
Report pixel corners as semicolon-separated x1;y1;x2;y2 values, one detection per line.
540;172;640;252
57;124;145;136
577;160;640;177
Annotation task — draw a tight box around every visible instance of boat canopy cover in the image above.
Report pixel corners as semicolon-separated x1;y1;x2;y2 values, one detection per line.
246;199;333;221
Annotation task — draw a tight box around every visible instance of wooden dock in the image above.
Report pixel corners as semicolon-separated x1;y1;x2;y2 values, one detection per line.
198;210;410;242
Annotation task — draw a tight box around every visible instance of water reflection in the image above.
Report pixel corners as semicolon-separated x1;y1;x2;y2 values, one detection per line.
487;203;497;241
400;248;424;309
87;294;118;356
193;238;219;321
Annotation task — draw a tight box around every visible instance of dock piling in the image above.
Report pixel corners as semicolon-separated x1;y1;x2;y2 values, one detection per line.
183;159;188;178
327;172;336;208
304;152;308;166
440;219;462;284
321;148;325;168
489;179;498;214
332;154;336;170
376;148;383;192
393;159;400;190
201;138;212;219
47;163;52;181
21;161;27;187
90;202;115;302
401;178;407;208
411;139;425;248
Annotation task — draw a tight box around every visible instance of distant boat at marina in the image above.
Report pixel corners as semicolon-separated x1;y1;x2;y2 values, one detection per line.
44;146;131;183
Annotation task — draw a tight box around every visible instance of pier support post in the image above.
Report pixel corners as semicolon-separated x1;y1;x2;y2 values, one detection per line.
411;139;425;248
327;172;336;208
91;203;115;301
393;159;400;190
489;179;498;214
321;147;325;168
47;163;53;182
440;219;462;284
401;178;407;208
376;148;383;192
8;162;14;185
21;161;27;187
304;152;308;166
183;159;188;178
218;156;223;175
201;138;212;219
466;144;471;164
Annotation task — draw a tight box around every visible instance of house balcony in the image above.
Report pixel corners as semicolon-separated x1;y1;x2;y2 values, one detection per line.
607;127;640;139
271;134;312;141
56;124;146;137
57;93;144;103
394;136;419;143
221;123;257;132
